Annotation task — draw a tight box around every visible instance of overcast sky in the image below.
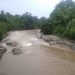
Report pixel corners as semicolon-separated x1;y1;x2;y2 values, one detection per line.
0;0;74;18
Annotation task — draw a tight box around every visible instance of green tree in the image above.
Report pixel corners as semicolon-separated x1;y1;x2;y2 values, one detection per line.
0;22;7;40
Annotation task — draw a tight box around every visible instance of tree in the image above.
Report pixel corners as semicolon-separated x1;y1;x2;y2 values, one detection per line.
0;10;40;41
0;22;8;40
0;10;7;23
48;0;75;39
40;21;52;35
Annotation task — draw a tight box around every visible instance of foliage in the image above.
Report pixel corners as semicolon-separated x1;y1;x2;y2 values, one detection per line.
0;11;39;40
40;0;75;40
0;22;8;40
40;22;52;35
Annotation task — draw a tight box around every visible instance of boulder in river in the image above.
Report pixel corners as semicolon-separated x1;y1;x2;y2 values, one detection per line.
12;47;23;55
0;46;7;59
6;40;17;46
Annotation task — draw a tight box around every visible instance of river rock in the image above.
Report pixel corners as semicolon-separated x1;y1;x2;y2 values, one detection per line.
6;40;17;46
2;39;10;43
0;46;7;57
12;47;23;55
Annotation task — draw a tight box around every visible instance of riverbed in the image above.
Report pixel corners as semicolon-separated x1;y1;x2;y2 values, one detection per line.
0;30;75;75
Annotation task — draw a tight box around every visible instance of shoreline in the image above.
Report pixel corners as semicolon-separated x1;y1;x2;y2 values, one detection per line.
38;34;75;51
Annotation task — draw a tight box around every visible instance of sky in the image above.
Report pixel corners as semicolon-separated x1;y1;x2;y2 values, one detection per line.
0;0;71;18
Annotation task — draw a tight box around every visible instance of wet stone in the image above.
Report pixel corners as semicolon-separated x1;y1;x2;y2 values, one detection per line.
12;47;23;55
6;40;17;46
2;39;10;43
0;46;7;59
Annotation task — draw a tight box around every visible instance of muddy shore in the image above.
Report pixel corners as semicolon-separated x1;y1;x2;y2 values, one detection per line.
38;33;75;51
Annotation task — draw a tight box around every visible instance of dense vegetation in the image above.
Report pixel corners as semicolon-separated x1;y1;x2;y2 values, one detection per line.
41;0;75;40
0;11;40;40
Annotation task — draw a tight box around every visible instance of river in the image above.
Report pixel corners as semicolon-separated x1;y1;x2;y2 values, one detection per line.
0;30;75;75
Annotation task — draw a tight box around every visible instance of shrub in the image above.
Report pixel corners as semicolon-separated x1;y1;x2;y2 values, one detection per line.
0;22;7;40
41;22;52;35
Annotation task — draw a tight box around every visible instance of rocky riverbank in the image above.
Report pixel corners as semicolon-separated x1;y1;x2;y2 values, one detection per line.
38;34;75;51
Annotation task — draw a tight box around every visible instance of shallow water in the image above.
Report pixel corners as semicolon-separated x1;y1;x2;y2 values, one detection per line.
0;30;75;75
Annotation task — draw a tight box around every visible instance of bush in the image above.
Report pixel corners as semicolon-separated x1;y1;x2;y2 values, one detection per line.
54;25;65;36
69;27;75;40
0;22;7;40
41;22;52;35
68;19;75;40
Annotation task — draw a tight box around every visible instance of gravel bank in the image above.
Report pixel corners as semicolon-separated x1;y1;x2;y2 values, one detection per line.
38;34;75;51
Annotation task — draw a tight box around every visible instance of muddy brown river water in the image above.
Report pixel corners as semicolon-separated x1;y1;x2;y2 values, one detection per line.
0;30;75;75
